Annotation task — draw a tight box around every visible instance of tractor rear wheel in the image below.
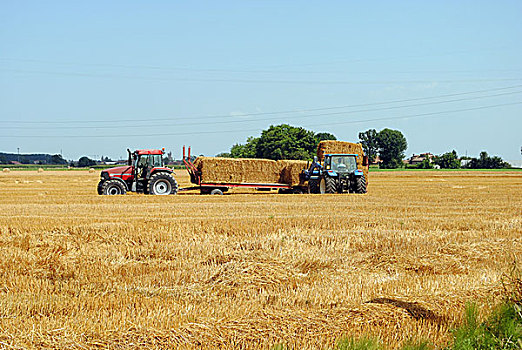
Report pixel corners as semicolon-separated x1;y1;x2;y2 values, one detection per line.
320;177;337;194
148;173;178;195
101;179;126;195
308;179;319;194
355;176;367;194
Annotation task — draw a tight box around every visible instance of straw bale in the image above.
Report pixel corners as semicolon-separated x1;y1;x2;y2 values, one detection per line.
37;168;44;173
193;157;281;184
278;160;309;186
89;168;95;173
2;168;10;173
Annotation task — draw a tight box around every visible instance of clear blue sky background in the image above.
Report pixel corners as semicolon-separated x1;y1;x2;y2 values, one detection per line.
1;1;521;161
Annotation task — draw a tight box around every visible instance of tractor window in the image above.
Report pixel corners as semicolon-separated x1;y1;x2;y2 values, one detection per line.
331;156;357;172
151;155;163;167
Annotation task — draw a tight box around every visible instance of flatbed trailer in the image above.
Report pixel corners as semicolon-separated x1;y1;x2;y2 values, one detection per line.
181;146;307;195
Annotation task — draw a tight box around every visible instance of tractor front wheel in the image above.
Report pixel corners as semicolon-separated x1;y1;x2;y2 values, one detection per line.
355;176;367;194
100;179;127;195
148;173;178;195
320;176;337;194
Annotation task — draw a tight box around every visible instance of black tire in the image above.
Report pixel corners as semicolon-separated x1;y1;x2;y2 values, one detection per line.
148;172;178;195
355;176;367;194
210;188;224;195
308;179;320;194
101;179;127;195
97;180;104;195
320;176;337;194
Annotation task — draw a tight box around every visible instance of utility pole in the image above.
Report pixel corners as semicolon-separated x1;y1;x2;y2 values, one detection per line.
17;148;20;163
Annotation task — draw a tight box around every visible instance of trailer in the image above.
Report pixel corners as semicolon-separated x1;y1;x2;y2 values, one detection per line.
181;146;307;195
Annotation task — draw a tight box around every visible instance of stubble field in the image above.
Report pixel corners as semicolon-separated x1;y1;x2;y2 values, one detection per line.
0;170;520;349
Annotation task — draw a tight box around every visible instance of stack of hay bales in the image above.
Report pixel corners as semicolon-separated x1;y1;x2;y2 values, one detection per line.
192;157;309;185
278;160;309;186
316;140;368;182
2;168;10;173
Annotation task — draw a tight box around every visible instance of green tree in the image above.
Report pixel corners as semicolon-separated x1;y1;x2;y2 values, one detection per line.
466;151;510;169
50;154;67;165
78;156;96;167
230;136;259;158
434;150;460;169
255;124;317;160
358;129;379;163
315;132;337;143
376;128;407;169
215;152;232;158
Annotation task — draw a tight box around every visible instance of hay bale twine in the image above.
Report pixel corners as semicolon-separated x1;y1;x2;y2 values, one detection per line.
89;168;95;173
37;168;44;173
2;168;10;173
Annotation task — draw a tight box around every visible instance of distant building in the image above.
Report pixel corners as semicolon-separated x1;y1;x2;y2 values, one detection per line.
406;153;434;165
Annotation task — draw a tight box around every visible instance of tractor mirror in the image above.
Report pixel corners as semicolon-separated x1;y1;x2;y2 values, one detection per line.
313;156;318;163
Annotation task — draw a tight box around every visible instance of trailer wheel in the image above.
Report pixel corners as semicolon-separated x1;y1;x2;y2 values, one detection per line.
148;173;178;195
210;188;224;195
308;179;319;194
355;176;367;194
101;179;126;195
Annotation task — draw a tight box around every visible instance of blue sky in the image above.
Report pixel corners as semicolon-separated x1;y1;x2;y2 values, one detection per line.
1;1;521;161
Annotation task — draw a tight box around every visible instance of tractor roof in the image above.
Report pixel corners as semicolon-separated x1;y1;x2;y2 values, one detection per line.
135;149;164;155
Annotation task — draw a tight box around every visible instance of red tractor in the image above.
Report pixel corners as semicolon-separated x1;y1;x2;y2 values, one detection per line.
97;149;178;195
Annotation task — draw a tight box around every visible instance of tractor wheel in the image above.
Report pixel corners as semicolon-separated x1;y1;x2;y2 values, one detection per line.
319;177;337;194
355;176;367;194
308;179;320;194
101;179;126;195
148;173;178;195
97;180;104;195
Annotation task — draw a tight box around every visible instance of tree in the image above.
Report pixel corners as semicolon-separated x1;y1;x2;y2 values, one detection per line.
375;128;407;169
434;150;460;169
255;124;317;160
50;154;67;165
230;136;259;158
358;129;379;163
315;132;337;143
465;151;510;169
78;156;96;167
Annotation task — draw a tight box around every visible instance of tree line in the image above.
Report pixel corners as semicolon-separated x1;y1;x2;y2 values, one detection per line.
217;124;512;169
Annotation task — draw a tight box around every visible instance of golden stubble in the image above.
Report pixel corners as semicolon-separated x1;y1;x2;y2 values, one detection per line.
0;170;520;349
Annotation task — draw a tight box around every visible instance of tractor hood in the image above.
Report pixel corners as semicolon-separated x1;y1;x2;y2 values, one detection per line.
104;166;133;175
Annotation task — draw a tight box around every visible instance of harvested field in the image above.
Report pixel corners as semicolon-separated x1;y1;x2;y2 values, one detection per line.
0;170;521;348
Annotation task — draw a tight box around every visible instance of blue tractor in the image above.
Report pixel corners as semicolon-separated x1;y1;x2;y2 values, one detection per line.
303;153;367;194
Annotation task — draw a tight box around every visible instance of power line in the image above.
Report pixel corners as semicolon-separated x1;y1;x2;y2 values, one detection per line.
3;90;522;130
3;101;520;138
2;84;522;125
3;68;522;85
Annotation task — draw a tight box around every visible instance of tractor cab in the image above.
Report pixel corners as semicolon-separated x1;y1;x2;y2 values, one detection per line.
324;154;358;173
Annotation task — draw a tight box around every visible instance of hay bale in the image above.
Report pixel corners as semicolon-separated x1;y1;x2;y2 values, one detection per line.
89;168;95;173
317;140;364;161
193;157;307;185
37;168;44;173
278;160;309;186
2;168;10;173
317;141;368;184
